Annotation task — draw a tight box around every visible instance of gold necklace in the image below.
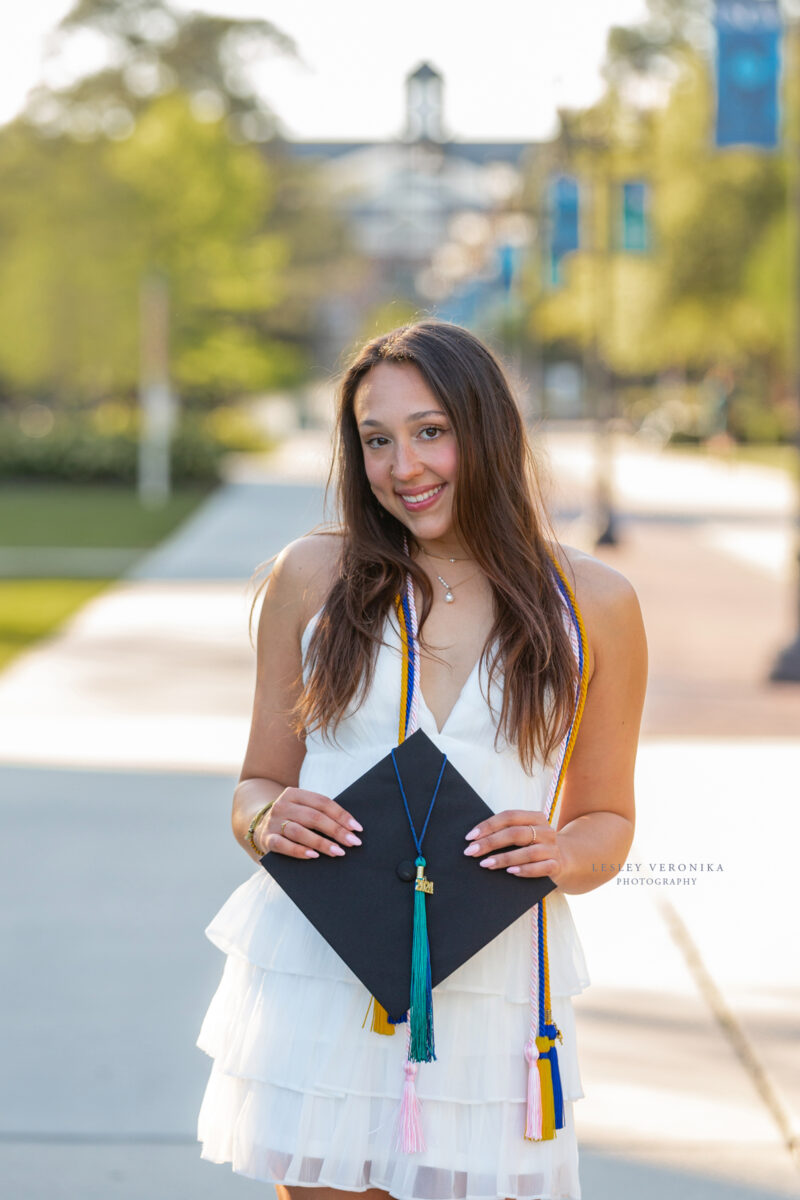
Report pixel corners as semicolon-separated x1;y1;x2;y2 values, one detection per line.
417;547;472;564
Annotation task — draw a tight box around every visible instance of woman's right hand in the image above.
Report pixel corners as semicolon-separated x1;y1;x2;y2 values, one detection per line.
257;787;363;859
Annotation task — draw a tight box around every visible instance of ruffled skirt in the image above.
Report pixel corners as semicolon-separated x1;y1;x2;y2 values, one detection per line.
197;869;589;1200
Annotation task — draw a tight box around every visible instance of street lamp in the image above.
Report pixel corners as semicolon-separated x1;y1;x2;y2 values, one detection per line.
770;13;800;680
556;110;619;547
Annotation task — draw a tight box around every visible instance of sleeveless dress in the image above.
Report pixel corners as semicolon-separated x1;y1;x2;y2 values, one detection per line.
197;601;591;1200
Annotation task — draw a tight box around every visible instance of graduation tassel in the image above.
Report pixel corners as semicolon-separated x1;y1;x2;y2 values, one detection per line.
539;902;564;1130
524;906;562;1144
543;1021;565;1130
521;567;589;1144
396;1059;426;1153
535;1035;556;1139
524;1039;543;1140
524;901;556;1142
362;995;396;1035
409;856;436;1063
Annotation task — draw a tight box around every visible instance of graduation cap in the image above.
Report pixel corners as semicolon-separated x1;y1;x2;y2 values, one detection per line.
260;726;556;1026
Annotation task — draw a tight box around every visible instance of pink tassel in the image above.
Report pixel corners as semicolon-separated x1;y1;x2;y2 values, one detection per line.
395;1060;426;1153
524;1039;543;1140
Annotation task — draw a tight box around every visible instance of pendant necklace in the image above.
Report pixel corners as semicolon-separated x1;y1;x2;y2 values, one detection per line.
435;570;478;604
416;546;476;604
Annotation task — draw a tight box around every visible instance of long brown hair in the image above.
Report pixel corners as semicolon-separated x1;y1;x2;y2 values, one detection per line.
288;321;578;773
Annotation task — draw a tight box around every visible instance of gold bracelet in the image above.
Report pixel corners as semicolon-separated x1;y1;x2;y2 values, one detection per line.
246;799;276;855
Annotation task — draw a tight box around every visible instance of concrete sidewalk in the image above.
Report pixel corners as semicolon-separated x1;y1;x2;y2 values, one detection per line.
1;430;799;1198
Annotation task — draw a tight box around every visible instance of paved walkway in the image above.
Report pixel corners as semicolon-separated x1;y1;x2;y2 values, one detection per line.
1;429;799;1198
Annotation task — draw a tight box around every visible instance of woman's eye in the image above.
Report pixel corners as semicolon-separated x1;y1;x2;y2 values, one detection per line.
364;426;445;448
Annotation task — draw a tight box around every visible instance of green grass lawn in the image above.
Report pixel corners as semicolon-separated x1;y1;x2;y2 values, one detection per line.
0;482;214;670
0;482;213;547
0;579;112;671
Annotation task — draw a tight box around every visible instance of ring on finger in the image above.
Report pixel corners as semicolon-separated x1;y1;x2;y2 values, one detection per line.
528;825;537;845
281;819;289;836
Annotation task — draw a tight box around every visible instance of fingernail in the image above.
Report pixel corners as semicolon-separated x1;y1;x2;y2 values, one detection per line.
506;866;520;875
463;843;481;856
349;819;363;832
465;828;479;840
480;857;496;869
330;845;346;857
345;833;362;846
305;850;319;859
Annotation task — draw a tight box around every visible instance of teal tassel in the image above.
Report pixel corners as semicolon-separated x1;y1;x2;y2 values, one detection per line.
409;855;436;1062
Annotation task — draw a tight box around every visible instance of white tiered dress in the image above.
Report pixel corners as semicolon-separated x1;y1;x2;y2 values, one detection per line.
197;602;590;1200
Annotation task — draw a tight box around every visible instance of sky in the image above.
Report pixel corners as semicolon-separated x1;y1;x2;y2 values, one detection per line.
0;0;652;141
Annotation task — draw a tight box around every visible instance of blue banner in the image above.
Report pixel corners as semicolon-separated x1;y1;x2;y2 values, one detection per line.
497;243;516;292
714;0;781;149
547;175;580;286
619;181;650;253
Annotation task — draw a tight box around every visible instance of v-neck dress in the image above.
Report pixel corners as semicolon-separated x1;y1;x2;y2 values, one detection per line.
196;601;590;1200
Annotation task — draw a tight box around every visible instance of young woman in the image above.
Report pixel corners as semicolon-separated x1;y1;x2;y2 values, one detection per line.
197;321;647;1200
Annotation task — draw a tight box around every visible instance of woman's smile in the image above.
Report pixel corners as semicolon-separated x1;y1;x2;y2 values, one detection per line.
397;483;446;511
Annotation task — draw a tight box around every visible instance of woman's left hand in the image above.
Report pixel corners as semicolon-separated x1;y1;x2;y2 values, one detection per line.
463;811;562;881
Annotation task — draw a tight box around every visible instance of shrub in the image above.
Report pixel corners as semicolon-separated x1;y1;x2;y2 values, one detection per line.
0;413;226;484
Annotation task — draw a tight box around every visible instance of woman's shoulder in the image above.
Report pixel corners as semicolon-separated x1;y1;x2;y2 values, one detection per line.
550;542;646;674
554;542;638;610
268;529;344;636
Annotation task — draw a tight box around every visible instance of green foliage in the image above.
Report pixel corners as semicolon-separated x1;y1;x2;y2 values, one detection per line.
0;93;310;404
358;300;424;344
31;0;295;139
0;410;226;484
0;579;112;671
0;1;357;421
726;393;797;444
525;23;794;419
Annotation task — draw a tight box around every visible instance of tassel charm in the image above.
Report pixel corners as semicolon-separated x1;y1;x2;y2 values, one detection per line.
395;1060;426;1153
415;860;434;895
409;856;436;1063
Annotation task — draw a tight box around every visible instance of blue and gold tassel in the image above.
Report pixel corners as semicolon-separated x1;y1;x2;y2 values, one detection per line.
523;559;589;1142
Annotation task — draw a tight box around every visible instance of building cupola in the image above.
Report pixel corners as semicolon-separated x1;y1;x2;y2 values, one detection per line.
405;61;445;142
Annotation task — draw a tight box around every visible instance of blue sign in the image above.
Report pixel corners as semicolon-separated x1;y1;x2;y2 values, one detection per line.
620;181;650;253
547;175;580;286
714;0;781;149
497;243;516;292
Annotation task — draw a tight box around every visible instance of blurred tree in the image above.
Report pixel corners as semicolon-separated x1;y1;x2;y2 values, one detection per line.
0;93;305;404
604;0;711;87
0;0;359;409
525;7;788;396
27;0;294;143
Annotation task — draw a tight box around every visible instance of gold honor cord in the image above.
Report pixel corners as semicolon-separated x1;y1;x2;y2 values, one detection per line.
363;593;414;1037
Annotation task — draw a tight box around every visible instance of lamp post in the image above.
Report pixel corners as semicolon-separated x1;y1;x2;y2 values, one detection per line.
558;110;619;547
770;13;800;681
138;270;175;509
592;130;619;547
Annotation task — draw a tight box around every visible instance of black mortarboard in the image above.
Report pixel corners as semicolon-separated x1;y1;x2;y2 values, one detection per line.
261;727;555;1023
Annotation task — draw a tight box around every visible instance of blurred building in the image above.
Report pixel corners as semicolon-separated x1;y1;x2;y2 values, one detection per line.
284;63;540;345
